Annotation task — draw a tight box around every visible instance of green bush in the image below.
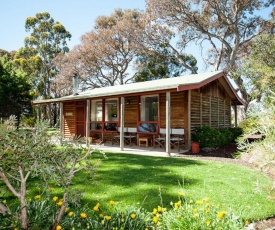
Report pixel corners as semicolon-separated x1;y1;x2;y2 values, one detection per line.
192;126;221;147
192;126;243;148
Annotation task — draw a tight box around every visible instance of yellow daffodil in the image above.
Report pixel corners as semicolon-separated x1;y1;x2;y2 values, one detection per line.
93;203;100;211
153;216;158;224
157;205;162;212
53;196;58;202
56;226;62;230
80;213;87;219
130;213;136;219
105;215;111;221
217;211;227;219
179;192;185;197
109;200;115;206
34;195;41;199
68;211;74;217
57;201;63;207
196;200;203;205
153;208;157;214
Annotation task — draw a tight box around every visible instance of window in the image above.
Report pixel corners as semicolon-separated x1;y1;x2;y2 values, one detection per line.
90;99;118;131
90;100;102;130
104;99;118;131
139;95;158;133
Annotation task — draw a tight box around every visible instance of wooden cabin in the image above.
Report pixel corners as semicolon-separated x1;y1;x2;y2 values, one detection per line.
33;71;243;154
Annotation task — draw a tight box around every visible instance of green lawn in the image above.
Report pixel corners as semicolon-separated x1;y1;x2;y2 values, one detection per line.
68;152;275;221
2;151;275;222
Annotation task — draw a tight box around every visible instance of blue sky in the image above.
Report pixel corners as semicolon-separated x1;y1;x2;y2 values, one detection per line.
0;0;146;52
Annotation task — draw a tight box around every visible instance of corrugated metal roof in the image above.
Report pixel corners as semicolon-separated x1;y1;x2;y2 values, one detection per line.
33;71;242;104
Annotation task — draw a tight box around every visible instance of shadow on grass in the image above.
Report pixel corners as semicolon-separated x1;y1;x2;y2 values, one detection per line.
70;152;205;211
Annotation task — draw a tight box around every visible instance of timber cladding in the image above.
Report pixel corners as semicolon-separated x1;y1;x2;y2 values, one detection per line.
191;89;231;131
63;102;75;138
159;92;185;129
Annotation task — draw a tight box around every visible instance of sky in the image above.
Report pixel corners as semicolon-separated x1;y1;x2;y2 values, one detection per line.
0;0;146;52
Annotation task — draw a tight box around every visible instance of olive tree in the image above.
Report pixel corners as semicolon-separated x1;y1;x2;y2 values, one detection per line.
0;120;95;229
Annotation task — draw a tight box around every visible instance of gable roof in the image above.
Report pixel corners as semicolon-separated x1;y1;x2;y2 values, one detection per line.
32;71;243;105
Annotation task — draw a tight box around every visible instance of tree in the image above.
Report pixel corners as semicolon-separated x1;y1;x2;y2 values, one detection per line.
0;121;95;229
133;47;192;82
237;34;275;103
0;56;32;124
145;0;274;109
14;12;71;125
55;9;144;91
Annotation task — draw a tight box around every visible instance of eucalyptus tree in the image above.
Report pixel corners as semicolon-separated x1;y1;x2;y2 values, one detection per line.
133;47;190;82
145;0;275;109
55;9;144;90
14;12;71;123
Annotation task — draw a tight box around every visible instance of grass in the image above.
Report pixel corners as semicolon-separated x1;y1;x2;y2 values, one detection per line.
2;151;275;222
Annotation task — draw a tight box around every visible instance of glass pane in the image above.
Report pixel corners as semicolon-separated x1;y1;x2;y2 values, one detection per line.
105;99;118;121
140;96;158;121
91;100;102;121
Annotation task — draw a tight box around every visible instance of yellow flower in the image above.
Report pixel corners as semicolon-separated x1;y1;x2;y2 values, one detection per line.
205;209;210;213
153;216;158;224
130;213;136;219
56;226;62;230
65;207;69;212
93;203;100;211
80;213;87;219
99;213;104;218
162;207;167;212
121;218;124;222
193;208;197;213
121;213;125;218
34;195;41;199
217;211;227;219
245;220;250;225
206;221;211;226
157;205;162;212
203;197;210;202
105;215;111;221
68;211;74;217
57;201;63;207
179;192;185;197
196;200;203;205
48;187;54;191
14;228;18;230
177;200;182;205
53;196;58;202
101;220;105;225
174;203;179;210
109;200;115;206
153;208;158;214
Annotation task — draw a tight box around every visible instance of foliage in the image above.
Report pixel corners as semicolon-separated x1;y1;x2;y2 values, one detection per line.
237;94;275;178
0;189;245;229
0;120;96;229
14;12;71;100
192;126;242;148
145;0;275;109
237;34;275;104
54;9;144;92
0;56;32;122
133;47;188;82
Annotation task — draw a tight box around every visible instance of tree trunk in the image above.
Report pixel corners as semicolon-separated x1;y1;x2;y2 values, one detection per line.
20;180;28;229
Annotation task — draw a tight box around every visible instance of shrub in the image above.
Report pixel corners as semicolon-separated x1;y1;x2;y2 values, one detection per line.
192;126;221;147
192;126;243;148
